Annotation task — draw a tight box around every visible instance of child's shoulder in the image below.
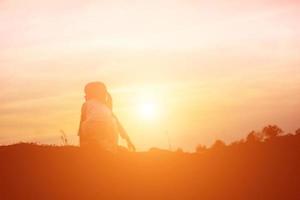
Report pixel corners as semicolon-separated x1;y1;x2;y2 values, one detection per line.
84;99;107;108
83;100;112;115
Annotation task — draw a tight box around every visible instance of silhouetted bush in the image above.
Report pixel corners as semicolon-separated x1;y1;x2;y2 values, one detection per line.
262;125;283;139
211;139;226;150
195;144;207;153
246;131;263;143
296;128;300;136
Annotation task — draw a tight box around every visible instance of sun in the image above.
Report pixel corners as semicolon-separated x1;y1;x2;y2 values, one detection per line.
135;88;163;121
138;101;159;121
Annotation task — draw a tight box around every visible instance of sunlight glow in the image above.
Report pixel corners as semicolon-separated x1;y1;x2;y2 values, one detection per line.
138;101;158;121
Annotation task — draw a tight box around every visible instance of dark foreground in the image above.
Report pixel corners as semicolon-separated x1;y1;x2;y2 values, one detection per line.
0;136;299;200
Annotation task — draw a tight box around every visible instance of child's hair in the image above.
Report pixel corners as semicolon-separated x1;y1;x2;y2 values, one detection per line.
84;82;107;102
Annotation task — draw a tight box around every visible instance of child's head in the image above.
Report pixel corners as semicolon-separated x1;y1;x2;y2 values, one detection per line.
84;82;107;102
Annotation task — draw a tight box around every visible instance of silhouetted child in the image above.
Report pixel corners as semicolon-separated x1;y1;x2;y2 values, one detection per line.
78;82;135;152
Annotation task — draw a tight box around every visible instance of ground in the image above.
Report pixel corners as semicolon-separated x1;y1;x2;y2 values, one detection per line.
0;135;299;200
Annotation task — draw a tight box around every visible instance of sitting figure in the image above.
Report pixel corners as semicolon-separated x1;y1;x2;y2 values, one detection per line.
78;82;135;152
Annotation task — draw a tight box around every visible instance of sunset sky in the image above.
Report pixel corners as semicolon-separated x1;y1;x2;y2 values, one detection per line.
0;0;299;151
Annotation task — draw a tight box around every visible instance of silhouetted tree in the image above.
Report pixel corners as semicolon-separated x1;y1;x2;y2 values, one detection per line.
195;144;207;153
211;140;226;149
262;125;283;139
246;131;262;143
295;128;300;136
230;139;245;147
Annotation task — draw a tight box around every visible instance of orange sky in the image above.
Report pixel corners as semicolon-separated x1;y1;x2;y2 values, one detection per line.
0;0;299;151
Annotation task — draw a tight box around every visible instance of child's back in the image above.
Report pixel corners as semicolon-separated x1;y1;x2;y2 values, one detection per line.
79;83;118;151
84;99;112;122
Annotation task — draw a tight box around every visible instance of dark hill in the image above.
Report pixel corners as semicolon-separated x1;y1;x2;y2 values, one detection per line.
0;134;299;200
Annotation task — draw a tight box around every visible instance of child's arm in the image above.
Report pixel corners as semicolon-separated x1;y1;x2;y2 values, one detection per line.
78;103;87;136
107;92;135;151
113;114;136;152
